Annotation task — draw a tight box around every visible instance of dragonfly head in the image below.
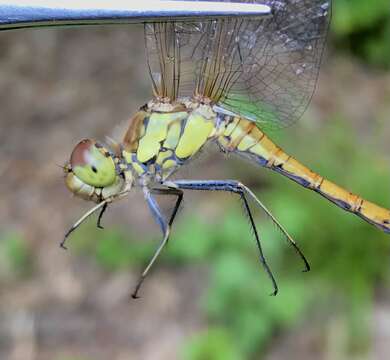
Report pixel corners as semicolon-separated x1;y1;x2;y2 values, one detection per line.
64;139;125;202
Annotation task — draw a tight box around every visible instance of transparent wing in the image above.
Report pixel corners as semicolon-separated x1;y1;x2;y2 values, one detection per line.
220;0;331;130
144;0;331;130
145;16;260;102
144;22;181;100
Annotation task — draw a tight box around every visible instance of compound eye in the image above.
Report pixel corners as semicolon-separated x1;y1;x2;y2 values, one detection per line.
70;139;116;187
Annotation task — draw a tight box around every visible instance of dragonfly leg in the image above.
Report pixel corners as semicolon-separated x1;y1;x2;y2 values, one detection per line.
61;189;131;250
96;202;108;229
171;180;310;295
173;180;309;271
170;180;278;295
151;187;184;227
240;183;310;273
131;187;183;299
61;200;108;250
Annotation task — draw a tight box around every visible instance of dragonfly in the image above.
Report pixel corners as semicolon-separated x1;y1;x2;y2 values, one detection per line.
62;0;390;298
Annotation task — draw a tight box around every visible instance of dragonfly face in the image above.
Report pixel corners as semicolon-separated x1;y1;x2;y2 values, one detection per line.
65;139;125;202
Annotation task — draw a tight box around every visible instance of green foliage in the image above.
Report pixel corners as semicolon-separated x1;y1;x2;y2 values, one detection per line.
182;328;241;360
204;251;309;354
333;0;389;35
0;232;32;280
71;226;153;271
332;0;390;68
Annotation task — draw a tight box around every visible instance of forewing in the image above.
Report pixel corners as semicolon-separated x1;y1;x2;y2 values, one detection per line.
144;22;181;100
144;1;331;130
144;21;206;101
144;17;252;103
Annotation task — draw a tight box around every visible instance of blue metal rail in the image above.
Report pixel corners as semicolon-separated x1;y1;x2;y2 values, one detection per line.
0;0;271;31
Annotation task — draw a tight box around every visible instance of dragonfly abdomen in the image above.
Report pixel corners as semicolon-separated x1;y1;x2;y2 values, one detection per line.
218;115;390;234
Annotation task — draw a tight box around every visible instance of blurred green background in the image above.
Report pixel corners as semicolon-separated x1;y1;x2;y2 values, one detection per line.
0;1;390;359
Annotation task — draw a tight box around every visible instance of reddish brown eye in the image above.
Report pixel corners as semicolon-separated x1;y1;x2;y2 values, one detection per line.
70;139;94;168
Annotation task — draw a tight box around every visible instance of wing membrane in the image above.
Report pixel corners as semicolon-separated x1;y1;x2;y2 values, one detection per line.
144;22;181;100
144;1;331;130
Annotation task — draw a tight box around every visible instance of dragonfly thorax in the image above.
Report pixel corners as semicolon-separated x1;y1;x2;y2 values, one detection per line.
121;99;219;182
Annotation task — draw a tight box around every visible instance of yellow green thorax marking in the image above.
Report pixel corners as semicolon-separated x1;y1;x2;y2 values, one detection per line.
120;102;218;179
175;111;215;159
137;112;188;163
156;149;173;165
163;121;181;150
123;151;145;176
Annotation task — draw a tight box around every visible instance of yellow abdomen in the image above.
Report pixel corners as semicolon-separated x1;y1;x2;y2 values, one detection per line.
218;115;390;234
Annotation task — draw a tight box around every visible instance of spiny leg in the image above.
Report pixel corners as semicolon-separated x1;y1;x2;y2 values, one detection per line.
170;180;277;295
97;202;108;229
173;179;309;272
239;189;278;295
171;180;309;295
239;184;310;272
132;187;183;299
